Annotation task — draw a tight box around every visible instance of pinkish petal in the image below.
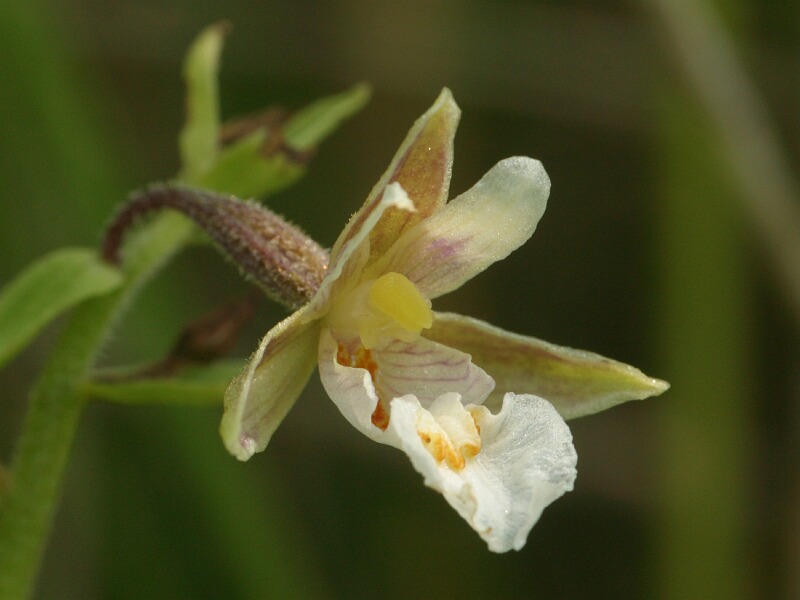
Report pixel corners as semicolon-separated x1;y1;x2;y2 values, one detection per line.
371;336;495;408
370;157;549;299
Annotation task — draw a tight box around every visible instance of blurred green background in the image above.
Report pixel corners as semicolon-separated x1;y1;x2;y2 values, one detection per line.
1;0;798;598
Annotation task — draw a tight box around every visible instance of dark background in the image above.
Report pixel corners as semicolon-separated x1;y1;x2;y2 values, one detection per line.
1;1;798;598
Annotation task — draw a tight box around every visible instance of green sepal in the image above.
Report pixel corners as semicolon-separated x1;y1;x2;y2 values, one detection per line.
426;312;669;420
0;248;123;369
81;360;243;406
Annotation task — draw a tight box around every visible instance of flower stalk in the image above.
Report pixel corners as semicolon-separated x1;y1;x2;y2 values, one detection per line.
0;21;368;597
0;210;195;600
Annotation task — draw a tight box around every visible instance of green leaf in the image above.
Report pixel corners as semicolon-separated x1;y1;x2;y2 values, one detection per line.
81;361;243;406
178;23;227;184
284;83;371;151
197;129;305;198
0;248;123;369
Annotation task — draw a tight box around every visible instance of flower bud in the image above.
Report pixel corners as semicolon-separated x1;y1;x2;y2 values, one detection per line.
102;186;329;309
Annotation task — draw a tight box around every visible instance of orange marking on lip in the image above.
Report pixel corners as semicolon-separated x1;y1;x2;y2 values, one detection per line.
418;430;466;471
336;342;390;431
418;408;483;471
370;400;390;431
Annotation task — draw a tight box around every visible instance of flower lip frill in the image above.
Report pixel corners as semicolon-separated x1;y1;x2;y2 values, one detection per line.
220;89;669;552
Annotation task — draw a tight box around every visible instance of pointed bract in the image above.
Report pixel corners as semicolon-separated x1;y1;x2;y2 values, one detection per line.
284;83;372;152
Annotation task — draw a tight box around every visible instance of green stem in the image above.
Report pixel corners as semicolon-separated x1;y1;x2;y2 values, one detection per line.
0;213;194;600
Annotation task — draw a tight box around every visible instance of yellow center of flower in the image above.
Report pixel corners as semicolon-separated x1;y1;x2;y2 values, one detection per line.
328;272;433;350
368;272;433;333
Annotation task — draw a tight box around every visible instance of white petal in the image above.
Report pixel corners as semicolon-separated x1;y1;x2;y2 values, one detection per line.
369;157;550;299
388;392;577;553
220;308;319;460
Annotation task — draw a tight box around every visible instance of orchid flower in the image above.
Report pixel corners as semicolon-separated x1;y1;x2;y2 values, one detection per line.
220;89;668;552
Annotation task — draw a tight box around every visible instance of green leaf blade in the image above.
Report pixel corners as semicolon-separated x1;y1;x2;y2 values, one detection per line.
0;248;123;369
